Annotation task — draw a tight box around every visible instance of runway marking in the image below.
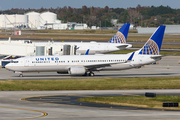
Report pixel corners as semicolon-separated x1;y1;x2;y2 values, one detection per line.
0;105;48;120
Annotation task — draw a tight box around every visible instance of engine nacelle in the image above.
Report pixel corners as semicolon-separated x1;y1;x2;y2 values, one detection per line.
68;66;86;75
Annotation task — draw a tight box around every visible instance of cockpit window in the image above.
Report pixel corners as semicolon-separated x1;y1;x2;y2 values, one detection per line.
10;61;18;63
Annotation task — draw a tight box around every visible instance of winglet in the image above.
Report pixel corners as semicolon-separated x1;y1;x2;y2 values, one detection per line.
85;49;90;55
127;52;135;61
139;25;166;55
109;23;130;43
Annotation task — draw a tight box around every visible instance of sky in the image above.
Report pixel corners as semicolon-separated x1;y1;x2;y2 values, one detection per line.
0;0;180;10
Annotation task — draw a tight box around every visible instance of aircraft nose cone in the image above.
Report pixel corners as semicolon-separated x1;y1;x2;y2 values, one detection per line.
5;64;9;69
5;63;12;70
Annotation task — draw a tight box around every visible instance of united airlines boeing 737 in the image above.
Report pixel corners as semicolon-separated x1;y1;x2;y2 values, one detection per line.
5;25;166;77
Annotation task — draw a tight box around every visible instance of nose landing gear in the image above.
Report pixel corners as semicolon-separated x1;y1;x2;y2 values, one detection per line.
14;71;23;77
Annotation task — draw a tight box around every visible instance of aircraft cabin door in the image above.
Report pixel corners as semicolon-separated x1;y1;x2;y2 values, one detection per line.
24;59;30;67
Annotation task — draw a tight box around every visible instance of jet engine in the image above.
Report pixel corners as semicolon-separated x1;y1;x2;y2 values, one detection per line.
68;66;86;75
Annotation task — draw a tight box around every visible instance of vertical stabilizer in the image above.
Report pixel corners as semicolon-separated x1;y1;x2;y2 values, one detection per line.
139;25;166;55
109;23;130;43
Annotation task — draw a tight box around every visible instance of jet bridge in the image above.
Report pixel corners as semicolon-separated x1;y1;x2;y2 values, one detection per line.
0;37;76;56
0;37;76;67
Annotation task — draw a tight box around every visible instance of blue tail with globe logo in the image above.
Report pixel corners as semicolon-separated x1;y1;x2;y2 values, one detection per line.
139;25;166;55
109;23;130;43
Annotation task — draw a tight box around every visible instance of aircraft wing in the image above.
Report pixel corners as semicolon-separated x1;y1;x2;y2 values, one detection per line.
84;52;135;70
84;62;120;70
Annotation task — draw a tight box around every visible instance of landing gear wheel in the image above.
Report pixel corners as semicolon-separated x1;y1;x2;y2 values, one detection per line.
19;74;23;77
89;72;94;76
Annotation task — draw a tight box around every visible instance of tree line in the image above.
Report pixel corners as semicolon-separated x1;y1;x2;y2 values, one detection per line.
1;5;180;27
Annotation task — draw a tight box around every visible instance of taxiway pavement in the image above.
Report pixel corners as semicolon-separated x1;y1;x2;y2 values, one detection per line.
0;90;180;120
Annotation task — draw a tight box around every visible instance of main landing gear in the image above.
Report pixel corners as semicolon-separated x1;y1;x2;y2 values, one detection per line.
82;72;94;76
89;72;94;76
19;74;23;77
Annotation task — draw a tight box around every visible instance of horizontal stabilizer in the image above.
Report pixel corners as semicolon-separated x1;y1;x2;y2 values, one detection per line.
150;55;163;59
116;44;129;49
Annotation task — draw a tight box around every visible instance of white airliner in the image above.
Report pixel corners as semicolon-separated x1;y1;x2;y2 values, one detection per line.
5;25;166;77
35;23;132;55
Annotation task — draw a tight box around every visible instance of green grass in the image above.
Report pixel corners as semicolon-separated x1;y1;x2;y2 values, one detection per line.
78;95;180;110
1;77;180;91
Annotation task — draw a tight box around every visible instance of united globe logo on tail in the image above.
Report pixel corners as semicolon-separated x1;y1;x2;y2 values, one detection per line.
139;39;159;55
109;32;126;43
109;23;130;43
138;25;166;55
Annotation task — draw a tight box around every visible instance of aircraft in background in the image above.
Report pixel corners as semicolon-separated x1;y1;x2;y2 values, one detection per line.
76;23;132;55
5;25;166;77
35;23;132;55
